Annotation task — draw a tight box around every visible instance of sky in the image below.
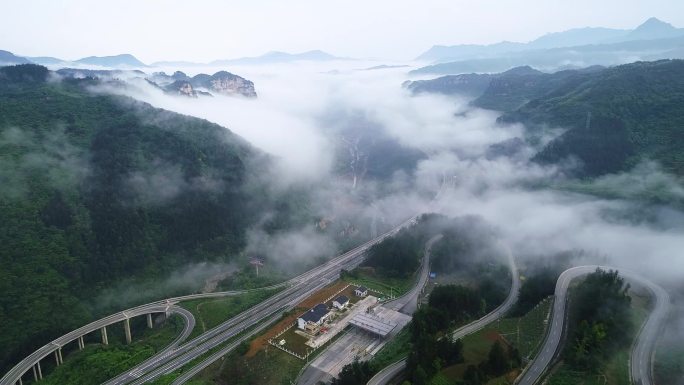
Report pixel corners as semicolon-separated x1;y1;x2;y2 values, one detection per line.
3;0;684;63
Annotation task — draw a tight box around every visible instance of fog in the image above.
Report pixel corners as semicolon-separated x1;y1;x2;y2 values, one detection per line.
104;60;684;284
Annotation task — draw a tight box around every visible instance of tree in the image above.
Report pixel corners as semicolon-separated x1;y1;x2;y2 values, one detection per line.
463;365;482;385
487;341;509;376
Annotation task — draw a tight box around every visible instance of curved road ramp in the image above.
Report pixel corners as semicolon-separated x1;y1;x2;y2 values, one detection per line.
516;265;670;385
368;263;669;385
367;244;520;385
0;303;194;385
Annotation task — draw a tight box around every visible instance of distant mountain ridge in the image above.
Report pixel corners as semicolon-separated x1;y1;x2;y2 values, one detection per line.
211;50;342;65
0;50;30;65
1;49;346;69
74;53;148;67
417;18;684;64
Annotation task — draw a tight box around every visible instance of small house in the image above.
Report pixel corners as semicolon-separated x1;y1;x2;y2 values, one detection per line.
297;304;332;331
354;286;368;297
333;295;350;310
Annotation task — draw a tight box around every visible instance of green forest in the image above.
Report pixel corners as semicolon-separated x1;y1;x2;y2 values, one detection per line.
0;64;304;372
498;60;684;177
564;269;633;370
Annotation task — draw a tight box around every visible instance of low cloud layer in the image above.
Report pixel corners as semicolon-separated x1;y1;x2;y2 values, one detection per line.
106;60;684;283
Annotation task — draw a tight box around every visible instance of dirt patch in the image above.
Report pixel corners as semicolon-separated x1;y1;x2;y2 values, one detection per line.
246;280;350;357
483;329;502;342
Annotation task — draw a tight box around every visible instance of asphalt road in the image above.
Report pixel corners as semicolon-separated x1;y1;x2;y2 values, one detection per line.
516;265;669;385
98;215;420;385
0;304;194;385
298;234;441;385
384;234;442;315
367;243;520;385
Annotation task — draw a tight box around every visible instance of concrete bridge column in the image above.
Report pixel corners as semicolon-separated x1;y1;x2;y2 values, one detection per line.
17;376;23;385
101;326;109;345
147;313;153;329
124;318;132;344
32;365;37;381
58;348;63;364
54;350;60;366
78;336;85;350
36;361;43;380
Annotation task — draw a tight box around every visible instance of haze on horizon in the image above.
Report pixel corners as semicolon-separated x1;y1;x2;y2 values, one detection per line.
3;0;684;63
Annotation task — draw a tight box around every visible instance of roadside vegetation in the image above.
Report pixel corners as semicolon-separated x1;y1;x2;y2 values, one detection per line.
37;315;185;385
180;288;279;339
334;215;510;385
654;294;684;385
547;269;647;385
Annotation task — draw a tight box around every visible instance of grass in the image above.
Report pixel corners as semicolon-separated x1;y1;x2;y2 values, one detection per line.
491;296;553;359
343;267;416;299
180;288;279;339
436;297;553;384
36;315;185;385
370;327;412;370
546;290;651;385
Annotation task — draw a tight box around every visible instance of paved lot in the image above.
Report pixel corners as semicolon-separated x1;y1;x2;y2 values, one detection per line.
299;304;411;385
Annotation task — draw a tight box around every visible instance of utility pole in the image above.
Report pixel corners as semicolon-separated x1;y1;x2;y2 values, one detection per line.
250;257;264;277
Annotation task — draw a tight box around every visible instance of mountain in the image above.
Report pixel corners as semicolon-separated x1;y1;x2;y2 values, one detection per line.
624;17;684;41
528;27;628;49
407;60;684;177
410;34;684;75
0;50;30;65
74;53;148;68
150;60;205;67
211;50;341;65
404;72;496;97
496;60;684;177
415;18;684;66
26;56;67;65
0;64;277;372
148;70;257;98
416;41;527;63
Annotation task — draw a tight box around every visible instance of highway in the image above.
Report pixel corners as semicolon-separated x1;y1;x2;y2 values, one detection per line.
0;304;194;385
98;214;421;385
384;234;443;315
297;234;442;385
367;243;520;385
516;265;669;385
0;214;418;385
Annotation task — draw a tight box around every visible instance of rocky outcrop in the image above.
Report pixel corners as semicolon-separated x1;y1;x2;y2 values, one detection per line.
191;71;257;98
148;70;257;98
164;80;197;98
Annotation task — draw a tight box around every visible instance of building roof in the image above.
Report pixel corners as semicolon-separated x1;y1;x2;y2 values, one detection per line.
300;303;329;323
356;286;368;292
349;313;396;337
334;295;349;304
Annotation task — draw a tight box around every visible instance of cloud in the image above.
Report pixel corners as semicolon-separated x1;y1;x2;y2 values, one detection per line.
0;126;90;198
100;60;684;284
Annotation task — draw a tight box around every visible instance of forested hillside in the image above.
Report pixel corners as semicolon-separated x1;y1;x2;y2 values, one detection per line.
407;60;684;177
502;60;684;176
0;64;287;372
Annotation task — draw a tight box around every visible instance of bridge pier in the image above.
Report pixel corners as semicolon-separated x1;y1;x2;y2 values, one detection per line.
78;335;85;350
58;348;63;364
124;318;132;344
32;365;37;381
101;326;109;345
147;313;153;329
54;350;59;366
36;361;43;380
17;376;22;385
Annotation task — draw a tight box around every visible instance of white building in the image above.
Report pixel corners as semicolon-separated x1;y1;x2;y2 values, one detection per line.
333;295;350;310
297;304;332;332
